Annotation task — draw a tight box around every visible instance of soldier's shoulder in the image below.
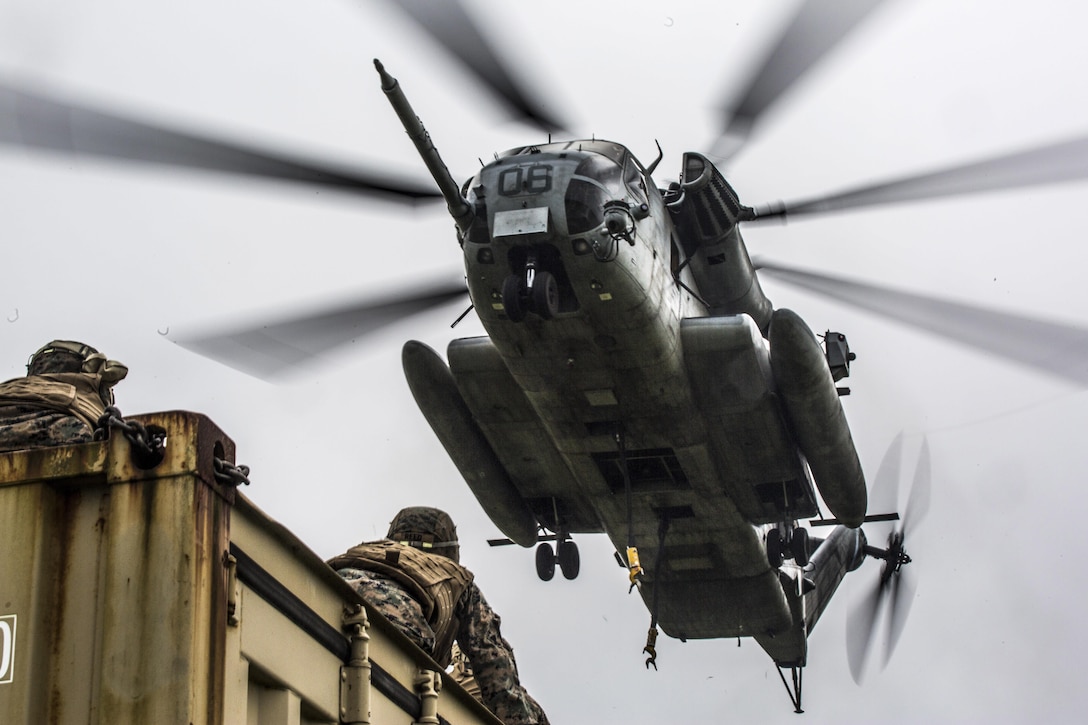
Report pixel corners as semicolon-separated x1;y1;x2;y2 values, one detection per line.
0;406;93;452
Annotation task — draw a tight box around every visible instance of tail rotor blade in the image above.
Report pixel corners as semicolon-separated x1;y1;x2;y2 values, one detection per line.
869;432;904;516
883;563;918;667
902;438;932;540
846;577;884;684
851;432;928;680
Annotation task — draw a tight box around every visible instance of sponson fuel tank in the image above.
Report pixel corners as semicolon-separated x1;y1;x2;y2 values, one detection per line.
769;309;867;527
402;340;538;547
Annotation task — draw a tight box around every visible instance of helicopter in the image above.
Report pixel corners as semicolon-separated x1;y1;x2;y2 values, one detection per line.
4;0;1088;717
371;56;903;713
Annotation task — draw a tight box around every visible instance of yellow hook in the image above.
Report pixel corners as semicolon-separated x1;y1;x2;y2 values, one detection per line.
626;546;643;591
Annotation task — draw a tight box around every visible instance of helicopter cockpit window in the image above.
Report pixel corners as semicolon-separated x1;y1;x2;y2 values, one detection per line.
566;179;606;234
566;154;625;234
573;154;624;190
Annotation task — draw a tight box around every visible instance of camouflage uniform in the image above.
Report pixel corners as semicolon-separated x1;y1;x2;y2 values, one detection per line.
0;341;127;453
330;507;549;725
448;642;482;701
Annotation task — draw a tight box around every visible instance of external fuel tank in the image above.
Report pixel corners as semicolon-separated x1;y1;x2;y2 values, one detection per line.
769;309;867;527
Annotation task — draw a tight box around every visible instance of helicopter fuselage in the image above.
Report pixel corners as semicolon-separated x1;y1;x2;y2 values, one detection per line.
404;139;868;657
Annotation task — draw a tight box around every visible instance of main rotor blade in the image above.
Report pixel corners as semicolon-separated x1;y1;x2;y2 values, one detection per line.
173;281;468;379
712;0;888;160
0;81;441;202
387;0;565;131
746;135;1088;219
755;259;1088;386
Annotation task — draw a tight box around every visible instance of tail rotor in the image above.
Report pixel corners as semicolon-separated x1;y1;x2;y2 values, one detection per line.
847;434;931;682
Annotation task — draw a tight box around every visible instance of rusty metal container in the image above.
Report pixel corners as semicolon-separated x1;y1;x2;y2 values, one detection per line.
0;410;496;725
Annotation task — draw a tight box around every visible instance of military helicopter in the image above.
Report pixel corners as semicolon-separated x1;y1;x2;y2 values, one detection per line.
5;0;1088;714
370;55;903;713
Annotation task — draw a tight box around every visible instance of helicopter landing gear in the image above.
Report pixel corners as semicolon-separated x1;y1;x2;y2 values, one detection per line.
557;539;580;579
766;525;811;567
502;275;528;322
501;256;559;321
535;541;556;581
775;664;805;714
791;527;810;566
532;270;559;319
534;537;580;581
767;529;785;568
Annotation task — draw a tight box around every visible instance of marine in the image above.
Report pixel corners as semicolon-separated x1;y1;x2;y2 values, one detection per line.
329;506;549;725
0;340;128;452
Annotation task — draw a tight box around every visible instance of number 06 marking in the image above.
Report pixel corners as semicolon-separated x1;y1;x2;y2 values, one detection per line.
498;165;553;196
0;615;15;684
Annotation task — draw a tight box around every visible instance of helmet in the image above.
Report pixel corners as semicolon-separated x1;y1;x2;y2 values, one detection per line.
387;506;460;563
27;340;129;404
27;340;99;375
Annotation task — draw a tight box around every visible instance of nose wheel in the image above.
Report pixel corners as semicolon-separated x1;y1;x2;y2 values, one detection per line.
502;267;559;321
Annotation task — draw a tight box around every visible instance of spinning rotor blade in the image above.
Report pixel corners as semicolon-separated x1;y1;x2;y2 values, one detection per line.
712;0;888;160
867;431;904;516
901;439;932;541
0;81;440;202
173;281;468;379
883;563;918;667
883;439;930;664
755;259;1088;386
846;575;883;683
746;135;1088;219
848;434;929;682
388;0;565;131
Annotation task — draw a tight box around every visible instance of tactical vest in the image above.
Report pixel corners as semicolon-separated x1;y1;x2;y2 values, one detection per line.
0;372;111;430
329;540;474;667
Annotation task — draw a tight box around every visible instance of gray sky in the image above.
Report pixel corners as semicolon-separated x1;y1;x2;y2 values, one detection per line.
3;1;1088;721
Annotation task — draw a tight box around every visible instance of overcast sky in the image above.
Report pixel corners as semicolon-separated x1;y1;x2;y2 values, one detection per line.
3;1;1088;722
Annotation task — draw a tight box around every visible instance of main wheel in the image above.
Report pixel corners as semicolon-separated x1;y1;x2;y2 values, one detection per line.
557;540;580;580
535;542;556;581
791;527;810;566
502;274;527;322
766;529;784;568
530;270;559;319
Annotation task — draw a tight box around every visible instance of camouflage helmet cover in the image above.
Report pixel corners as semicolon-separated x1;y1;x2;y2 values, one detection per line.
387;506;460;563
27;340;100;375
26;340;129;406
